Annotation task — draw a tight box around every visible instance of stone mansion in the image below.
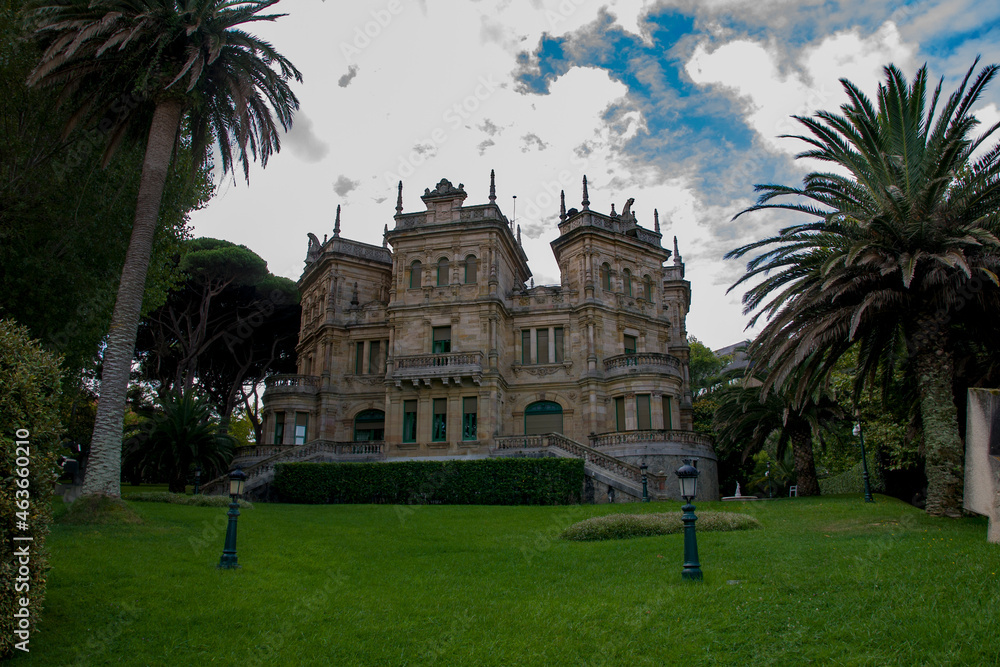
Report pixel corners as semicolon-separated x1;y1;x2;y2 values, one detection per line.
242;173;717;502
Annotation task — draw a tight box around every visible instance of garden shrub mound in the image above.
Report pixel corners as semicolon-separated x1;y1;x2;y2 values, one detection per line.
274;458;584;505
58;495;143;525
561;511;761;541
128;492;252;508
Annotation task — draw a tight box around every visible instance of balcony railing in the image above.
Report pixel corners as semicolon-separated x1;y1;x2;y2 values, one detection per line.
264;374;321;395
603;352;682;378
392;352;483;387
589;430;714;450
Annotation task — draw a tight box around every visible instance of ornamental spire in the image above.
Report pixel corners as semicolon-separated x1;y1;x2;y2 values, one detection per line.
333;205;341;237
489;169;496;203
395;181;403;215
673;236;683;265
517;224;522;245
654;209;660;233
581;175;590;210
383;224;389;248
559;190;566;222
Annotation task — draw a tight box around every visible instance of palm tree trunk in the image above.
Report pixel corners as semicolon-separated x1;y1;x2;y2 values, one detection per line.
913;347;964;517
81;99;184;498
790;426;820;496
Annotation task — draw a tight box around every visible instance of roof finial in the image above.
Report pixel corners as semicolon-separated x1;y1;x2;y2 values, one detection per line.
581;175;590;210
383;224;389;248
610;203;616;217
333;205;341;237
517;224;522;245
559;190;566;222
673;236;683;265
654;209;660;233
395;181;403;215
489;169;496;203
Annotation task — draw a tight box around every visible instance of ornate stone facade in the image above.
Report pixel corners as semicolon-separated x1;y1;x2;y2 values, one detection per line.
259;174;718;501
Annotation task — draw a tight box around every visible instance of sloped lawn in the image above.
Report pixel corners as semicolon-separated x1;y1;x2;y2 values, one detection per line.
15;495;1000;666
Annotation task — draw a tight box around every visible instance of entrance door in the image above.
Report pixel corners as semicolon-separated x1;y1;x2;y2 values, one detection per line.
524;401;563;435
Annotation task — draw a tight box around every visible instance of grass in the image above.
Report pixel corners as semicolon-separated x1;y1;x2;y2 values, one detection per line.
561;510;760;540
16;495;1000;666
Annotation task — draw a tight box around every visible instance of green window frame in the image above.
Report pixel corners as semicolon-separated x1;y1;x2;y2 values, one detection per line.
437;257;449;286
353;409;385;441
432;398;447;441
643;275;654;302
368;340;382;375
402;400;417;443
432;326;451;354
294;412;309;445
521;329;531;364
273;411;284;445
624;335;637;355
601;263;611;290
662;395;673;430
537;328;549;364
464;255;478;284
355;342;364;374
462;397;477;440
615;397;626;432
636;394;651;430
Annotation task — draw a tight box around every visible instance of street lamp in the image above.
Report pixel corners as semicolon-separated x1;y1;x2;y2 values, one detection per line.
193;465;202;496
852;421;875;503
675;460;703;581
218;466;247;569
640;463;649;503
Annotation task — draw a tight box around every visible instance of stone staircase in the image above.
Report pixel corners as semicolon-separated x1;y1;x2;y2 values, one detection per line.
202;433;671;501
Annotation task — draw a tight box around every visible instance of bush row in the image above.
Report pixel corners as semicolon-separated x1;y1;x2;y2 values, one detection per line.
272;458;584;505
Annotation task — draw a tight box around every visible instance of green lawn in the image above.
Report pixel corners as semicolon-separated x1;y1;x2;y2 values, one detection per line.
16;495;1000;666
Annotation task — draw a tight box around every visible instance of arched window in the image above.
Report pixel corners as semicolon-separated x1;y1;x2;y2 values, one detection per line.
524;401;563;435
643;275;654;302
464;255;478;284
601;263;611;290
409;261;422;288
623;268;632;297
353;409;385;441
437;257;450;286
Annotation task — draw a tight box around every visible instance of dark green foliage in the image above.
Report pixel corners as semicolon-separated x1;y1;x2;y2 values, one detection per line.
0;320;63;659
688;337;731;394
122;391;233;493
0;3;208;372
273;458;585;505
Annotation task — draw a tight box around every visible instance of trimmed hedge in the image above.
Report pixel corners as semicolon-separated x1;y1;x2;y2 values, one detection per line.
273;458;584;505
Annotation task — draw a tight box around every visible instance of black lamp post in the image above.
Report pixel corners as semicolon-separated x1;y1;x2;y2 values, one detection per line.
852;421;875;503
193;465;202;496
640;463;649;503
218;466;247;569
675;460;703;581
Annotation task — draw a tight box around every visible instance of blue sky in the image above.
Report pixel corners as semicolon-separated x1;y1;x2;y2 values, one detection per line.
189;0;1000;349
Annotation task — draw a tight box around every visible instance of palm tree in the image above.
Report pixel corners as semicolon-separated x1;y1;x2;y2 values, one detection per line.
712;366;843;496
123;390;234;493
726;61;1000;516
27;0;301;498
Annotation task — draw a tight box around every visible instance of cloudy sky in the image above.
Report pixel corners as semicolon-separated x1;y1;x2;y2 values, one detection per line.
189;0;1000;350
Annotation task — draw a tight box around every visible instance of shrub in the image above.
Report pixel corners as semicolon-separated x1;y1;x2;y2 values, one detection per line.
0;320;63;658
127;492;252;508
273;458;585;505
561;511;761;541
58;494;142;525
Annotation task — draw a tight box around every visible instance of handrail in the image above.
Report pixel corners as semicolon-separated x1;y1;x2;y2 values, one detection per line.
589;430;714;449
603;352;681;373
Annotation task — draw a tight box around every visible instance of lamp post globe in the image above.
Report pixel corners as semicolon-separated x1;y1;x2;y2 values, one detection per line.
674;460;702;581
218;466;248;569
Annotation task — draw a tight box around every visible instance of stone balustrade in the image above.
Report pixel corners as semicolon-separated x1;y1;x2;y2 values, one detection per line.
603;352;682;379
264;374;321;395
589;429;713;449
392;352;483;387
